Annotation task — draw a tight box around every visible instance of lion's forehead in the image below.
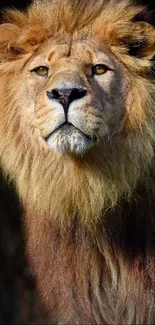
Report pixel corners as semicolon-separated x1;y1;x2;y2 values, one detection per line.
28;39;116;70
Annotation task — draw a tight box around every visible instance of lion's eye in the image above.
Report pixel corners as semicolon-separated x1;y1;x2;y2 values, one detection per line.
33;66;49;76
92;64;108;75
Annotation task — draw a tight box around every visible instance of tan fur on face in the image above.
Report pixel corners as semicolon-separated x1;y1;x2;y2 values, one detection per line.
0;0;155;323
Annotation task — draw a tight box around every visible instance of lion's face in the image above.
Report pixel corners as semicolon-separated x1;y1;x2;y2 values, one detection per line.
19;38;126;155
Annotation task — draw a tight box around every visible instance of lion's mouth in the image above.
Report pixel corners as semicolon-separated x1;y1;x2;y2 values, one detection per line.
45;122;97;142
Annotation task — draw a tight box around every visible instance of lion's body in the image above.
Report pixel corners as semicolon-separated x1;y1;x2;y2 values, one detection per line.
0;0;155;323
27;185;155;324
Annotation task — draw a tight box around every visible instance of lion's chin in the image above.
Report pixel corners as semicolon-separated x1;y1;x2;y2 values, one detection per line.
46;124;95;155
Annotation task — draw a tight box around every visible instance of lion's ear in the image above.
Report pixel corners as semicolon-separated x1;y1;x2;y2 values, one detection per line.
0;23;24;61
120;21;155;59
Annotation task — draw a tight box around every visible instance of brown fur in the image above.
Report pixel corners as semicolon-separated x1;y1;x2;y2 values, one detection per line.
0;0;155;323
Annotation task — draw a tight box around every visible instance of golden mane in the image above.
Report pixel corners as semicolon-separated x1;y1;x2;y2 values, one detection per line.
1;0;155;59
0;0;155;323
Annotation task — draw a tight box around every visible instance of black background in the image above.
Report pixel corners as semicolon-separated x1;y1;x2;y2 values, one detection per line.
0;0;155;10
0;0;31;10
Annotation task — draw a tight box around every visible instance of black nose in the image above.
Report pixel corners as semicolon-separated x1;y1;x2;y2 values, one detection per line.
47;88;87;113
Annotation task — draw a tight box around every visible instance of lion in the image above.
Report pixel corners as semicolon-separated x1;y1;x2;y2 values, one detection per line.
0;0;155;323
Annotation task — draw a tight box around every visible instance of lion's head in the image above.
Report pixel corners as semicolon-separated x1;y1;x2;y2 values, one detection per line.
0;0;155;227
15;31;127;156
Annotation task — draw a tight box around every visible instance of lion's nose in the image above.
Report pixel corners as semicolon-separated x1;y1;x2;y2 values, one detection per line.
46;88;87;113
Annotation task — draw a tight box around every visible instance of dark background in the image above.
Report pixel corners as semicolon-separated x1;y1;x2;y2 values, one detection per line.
0;0;154;324
0;0;155;10
0;0;31;10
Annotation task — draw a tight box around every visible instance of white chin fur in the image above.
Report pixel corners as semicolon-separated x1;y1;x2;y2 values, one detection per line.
46;130;94;155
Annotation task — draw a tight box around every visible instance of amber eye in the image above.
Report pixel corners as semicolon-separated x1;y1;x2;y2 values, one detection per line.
33;66;49;76
92;64;108;75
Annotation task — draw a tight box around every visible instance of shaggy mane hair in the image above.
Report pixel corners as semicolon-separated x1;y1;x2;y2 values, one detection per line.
0;0;155;323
